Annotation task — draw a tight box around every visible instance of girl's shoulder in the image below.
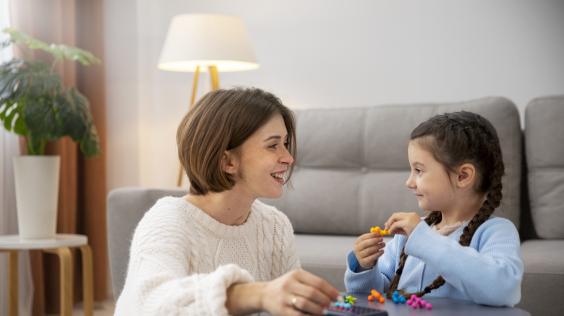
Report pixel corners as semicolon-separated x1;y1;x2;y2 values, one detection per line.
480;216;518;230
473;216;520;241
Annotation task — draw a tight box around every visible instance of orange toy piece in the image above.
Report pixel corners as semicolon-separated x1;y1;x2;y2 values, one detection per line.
370;226;390;236
369;289;386;304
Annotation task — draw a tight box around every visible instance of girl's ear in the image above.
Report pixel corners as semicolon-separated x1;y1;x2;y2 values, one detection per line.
221;150;239;175
455;163;476;189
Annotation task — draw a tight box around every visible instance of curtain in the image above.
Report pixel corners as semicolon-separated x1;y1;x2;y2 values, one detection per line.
9;0;108;314
0;1;33;315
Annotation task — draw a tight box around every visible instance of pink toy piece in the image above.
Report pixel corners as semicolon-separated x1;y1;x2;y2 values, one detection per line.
426;303;433;310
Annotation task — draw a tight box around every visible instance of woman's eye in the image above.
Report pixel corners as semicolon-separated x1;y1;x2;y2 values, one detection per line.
269;144;278;149
284;142;289;148
414;168;422;174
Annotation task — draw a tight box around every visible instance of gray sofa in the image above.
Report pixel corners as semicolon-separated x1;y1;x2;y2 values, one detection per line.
107;96;564;316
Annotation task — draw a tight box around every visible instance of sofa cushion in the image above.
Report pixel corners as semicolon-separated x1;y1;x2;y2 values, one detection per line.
519;239;564;315
525;96;564;239
265;97;522;235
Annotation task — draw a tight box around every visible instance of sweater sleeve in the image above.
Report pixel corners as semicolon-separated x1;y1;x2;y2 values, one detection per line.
115;203;254;316
344;235;406;294
405;218;523;306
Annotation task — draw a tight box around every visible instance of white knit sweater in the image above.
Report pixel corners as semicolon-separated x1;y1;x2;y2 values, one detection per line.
115;196;301;315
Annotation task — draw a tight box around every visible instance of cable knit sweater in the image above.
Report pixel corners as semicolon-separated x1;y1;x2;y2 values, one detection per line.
345;217;524;306
115;196;301;315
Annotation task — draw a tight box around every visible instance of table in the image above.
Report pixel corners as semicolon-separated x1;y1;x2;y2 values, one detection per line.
329;294;530;316
0;234;93;316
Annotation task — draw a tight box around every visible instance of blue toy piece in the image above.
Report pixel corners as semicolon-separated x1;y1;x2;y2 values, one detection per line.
391;291;407;304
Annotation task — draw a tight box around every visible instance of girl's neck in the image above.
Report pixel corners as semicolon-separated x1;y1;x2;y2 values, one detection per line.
439;192;485;227
185;186;255;226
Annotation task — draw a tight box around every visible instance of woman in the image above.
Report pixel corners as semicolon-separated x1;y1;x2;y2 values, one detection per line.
115;88;339;315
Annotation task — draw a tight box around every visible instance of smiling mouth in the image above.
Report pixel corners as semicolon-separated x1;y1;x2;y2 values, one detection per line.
271;172;286;183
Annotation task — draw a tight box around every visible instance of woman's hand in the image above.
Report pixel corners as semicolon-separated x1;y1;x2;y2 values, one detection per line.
353;233;385;269
384;212;421;237
260;269;339;316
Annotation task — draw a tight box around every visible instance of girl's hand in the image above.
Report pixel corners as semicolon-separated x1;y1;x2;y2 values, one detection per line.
353;233;385;269
260;269;339;316
384;212;421;237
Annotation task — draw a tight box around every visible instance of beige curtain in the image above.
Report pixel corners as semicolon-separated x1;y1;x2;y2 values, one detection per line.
9;0;108;314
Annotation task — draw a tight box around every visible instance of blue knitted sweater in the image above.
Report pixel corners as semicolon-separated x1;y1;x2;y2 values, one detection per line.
345;217;523;306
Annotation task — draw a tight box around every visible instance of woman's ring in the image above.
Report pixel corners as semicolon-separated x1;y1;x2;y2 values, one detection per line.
291;296;298;308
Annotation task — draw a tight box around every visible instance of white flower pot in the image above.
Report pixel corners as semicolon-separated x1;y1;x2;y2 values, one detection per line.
13;156;60;239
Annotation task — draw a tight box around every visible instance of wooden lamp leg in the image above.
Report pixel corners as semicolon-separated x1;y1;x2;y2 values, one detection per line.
177;65;201;187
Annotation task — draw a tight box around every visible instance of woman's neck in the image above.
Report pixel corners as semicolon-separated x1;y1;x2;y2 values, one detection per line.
185;187;254;226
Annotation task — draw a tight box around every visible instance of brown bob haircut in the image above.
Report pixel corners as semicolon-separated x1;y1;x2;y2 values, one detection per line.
177;87;297;195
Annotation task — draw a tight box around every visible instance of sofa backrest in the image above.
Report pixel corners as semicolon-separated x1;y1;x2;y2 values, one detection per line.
265;97;522;235
107;187;186;298
525;96;564;239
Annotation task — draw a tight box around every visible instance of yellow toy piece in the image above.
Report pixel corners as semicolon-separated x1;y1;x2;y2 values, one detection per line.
370;226;390;235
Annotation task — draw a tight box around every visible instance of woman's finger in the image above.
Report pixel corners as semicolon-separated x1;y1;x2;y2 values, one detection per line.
294;270;339;301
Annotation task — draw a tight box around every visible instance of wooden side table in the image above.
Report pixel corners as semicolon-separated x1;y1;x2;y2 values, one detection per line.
0;234;93;316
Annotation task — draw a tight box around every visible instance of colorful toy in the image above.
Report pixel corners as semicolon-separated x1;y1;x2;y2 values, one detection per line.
333;295;357;310
367;289;385;304
391;291;406;304
407;294;432;310
344;295;357;305
370;226;390;236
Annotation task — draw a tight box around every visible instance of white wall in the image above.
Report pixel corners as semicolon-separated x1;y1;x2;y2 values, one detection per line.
105;0;564;191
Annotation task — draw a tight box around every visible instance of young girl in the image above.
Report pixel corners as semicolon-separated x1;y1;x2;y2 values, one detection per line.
116;88;339;315
345;111;523;306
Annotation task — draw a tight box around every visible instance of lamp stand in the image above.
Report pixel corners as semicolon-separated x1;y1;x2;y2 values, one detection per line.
176;65;221;187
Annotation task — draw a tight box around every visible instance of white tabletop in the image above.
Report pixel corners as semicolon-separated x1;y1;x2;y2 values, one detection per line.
0;234;87;250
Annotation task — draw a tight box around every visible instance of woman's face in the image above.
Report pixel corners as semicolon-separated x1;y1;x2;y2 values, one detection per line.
229;114;294;199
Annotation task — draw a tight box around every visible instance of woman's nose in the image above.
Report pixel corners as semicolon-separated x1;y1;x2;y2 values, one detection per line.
280;147;294;165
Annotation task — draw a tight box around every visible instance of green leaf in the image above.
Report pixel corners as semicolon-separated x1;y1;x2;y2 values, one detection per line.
2;28;101;66
1;28;101;156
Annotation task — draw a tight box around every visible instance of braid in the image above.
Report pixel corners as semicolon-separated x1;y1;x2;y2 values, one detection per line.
389;111;505;299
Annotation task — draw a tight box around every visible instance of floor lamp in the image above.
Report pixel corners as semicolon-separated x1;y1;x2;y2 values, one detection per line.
157;14;259;187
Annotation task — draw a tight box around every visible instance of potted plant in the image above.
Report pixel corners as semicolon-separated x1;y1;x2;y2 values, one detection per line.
0;28;101;239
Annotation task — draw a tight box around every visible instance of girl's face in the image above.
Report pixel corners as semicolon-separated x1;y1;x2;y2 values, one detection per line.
229;114;294;199
405;140;457;212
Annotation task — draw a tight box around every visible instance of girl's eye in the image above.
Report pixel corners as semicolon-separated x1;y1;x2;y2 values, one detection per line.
414;168;422;174
269;144;278;149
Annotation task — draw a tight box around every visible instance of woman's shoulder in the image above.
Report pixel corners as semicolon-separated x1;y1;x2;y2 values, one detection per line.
133;196;193;241
141;196;190;223
252;200;293;228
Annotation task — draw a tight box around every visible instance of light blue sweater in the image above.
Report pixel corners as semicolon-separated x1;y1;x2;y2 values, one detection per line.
345;217;523;306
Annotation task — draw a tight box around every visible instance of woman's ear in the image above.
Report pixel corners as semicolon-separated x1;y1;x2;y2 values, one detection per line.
455;163;476;189
221;150;239;175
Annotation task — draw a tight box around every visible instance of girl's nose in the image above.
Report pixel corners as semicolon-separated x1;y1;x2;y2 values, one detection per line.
405;174;416;189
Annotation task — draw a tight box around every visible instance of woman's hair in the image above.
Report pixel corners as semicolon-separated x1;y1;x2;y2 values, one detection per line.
176;87;296;195
387;111;505;299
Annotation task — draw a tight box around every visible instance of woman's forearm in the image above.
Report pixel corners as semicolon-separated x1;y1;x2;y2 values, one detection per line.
225;281;267;315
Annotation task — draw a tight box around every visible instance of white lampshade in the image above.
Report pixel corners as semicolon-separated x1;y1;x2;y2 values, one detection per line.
158;14;259;72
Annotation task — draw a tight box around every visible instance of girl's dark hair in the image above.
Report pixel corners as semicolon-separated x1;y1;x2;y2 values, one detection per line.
176;87;296;195
387;111;505;299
